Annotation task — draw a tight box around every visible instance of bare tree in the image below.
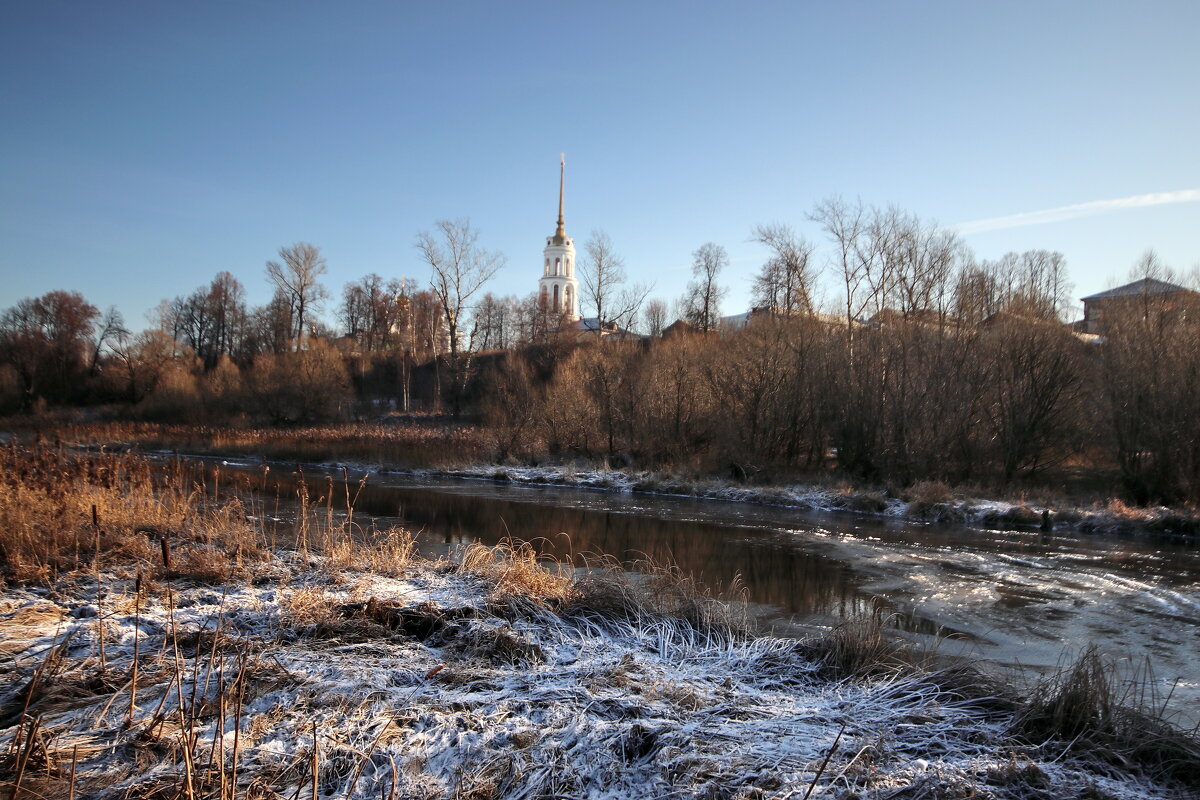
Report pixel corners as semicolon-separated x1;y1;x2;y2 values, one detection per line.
265;242;329;350
89;306;129;376
206;272;248;365
109;329;185;403
963;250;1072;323
473;293;520;351
580;230;650;332
810;197;872;339
416;218;505;412
750;224;818;315
680;243;729;332
642;298;668;337
341;273;404;352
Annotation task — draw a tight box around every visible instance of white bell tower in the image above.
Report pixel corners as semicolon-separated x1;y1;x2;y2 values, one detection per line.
538;154;580;322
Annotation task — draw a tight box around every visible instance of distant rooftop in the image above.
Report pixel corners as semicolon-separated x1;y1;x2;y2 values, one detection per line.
1081;277;1193;302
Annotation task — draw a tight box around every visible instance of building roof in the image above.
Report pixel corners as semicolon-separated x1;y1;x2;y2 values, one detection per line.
1080;277;1193;302
570;317;643;339
719;311;754;329
865;308;961;328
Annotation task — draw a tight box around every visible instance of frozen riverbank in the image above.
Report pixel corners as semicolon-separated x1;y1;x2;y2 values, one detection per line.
3;542;1197;800
418;463;1200;539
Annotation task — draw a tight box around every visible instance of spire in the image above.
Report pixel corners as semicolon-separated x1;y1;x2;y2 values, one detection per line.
554;153;566;243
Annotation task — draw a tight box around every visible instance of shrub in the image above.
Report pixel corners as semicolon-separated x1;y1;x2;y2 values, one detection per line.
905;480;953;517
0;363;22;415
138;366;203;422
250;338;352;423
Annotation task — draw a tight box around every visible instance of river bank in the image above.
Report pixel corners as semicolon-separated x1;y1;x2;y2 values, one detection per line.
5;544;1198;799
390;463;1200;540
12;417;1200;539
2;443;1198;799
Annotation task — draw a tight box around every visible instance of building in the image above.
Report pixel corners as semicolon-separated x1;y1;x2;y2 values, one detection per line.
719;307;772;332
1079;278;1199;334
571;316;643;340
537;155;581;323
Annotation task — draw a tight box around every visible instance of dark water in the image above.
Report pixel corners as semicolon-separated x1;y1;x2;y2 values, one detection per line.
199;457;1200;723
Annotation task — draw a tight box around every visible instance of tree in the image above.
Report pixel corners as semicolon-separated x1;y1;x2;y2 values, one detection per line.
341;273;404;352
680;243;729;333
155;273;250;366
108;329;184;403
580;230;649;331
206;272;248;365
982;317;1087;482
416;219;505;412
750;224;817;315
245;292;296;356
680;243;728;332
250;338;351;423
810;196;872;342
89;306;129;376
1100;255;1200;503
0;290;99;407
265;242;329;350
642;298;668;338
958;251;1072;324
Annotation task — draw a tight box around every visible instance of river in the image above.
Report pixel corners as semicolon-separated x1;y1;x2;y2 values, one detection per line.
204;458;1200;726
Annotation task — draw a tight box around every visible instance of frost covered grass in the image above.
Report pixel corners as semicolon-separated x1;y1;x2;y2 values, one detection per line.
4;552;1199;798
2;444;1199;799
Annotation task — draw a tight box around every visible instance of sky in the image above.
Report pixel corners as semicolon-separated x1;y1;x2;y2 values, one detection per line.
2;1;1197;328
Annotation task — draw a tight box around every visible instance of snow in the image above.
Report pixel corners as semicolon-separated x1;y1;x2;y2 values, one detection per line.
0;551;1189;799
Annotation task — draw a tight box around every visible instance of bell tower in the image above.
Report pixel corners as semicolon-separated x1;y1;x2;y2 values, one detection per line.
538;154;580;322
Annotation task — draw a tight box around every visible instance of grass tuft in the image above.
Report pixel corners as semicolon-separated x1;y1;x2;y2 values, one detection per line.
1014;645;1200;786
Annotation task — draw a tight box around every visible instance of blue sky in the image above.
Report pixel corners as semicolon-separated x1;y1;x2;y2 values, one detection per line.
2;1;1197;326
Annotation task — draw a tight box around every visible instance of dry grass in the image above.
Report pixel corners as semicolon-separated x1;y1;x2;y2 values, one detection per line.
798;613;912;680
37;419;492;470
797;618;1200;787
2;442;1198;797
566;552;750;637
903;479;954;517
457;539;575;604
323;527;417;578
0;443;265;586
1014;645;1200;787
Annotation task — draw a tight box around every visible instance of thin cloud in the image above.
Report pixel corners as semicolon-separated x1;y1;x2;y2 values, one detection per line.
953;190;1200;236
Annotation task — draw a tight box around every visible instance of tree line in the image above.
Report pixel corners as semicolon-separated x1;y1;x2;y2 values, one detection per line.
2;203;1197;504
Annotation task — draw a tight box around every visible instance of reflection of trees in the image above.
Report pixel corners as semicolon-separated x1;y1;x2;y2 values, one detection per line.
190;461;931;628
343;482;872;618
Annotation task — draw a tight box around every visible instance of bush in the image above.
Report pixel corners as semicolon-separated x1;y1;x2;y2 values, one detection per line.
0;363;22;415
201;354;244;421
138;366;203;422
905;480;953;516
249;339;352;423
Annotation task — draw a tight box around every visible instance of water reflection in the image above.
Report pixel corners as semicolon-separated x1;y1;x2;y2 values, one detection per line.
243;472;891;625
190;458;1200;663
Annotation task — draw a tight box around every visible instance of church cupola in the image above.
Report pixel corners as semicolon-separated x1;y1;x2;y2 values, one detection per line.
538;154;580;322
